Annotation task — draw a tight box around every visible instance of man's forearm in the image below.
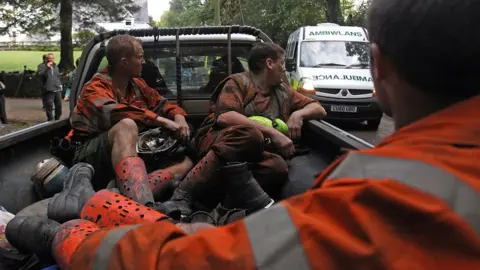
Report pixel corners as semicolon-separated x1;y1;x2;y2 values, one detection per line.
216;111;279;137
295;103;327;120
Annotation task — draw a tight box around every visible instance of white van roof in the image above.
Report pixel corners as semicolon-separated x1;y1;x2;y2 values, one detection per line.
303;25;368;42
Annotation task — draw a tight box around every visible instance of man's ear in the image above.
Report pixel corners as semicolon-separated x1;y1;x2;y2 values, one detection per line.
119;57;128;69
371;43;391;82
265;58;273;70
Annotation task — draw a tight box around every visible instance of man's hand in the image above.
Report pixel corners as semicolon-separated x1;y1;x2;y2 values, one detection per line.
156;116;180;131
270;130;295;159
286;112;303;140
47;62;53;68
174;114;190;144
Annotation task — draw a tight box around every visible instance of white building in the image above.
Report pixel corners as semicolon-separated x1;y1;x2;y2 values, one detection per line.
96;12;152;32
0;2;150;45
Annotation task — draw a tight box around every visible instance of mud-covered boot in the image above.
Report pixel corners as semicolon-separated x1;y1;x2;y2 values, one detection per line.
162;188;194;220
163;151;224;220
47;163;96;223
5;216;61;262
220;162;274;212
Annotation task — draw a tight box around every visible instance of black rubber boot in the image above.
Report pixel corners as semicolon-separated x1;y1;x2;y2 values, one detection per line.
47;163;96;223
162;188;194;220
220;162;274;212
5;216;60;262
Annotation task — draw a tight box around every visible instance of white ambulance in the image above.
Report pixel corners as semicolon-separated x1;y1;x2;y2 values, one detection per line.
285;23;383;129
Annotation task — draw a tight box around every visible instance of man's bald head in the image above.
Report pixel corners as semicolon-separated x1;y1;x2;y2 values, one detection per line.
106;35;142;70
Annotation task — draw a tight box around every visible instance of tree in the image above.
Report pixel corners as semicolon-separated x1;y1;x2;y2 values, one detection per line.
0;0;140;72
325;0;344;25
157;0;359;46
73;29;96;46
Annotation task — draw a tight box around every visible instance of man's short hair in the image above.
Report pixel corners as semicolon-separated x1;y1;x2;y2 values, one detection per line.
248;43;285;74
367;0;480;98
106;35;142;68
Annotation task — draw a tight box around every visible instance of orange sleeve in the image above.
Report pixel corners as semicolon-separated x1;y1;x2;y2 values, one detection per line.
69;179;480;270
70;219;256;270
288;85;318;112
77;80;159;127
135;78;187;119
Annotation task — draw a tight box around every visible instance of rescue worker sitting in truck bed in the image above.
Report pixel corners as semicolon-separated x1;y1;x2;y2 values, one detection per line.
64;35;194;213
5;0;480;268
161;43;327;217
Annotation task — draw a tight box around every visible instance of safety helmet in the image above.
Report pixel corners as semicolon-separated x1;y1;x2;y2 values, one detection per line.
136;127;181;162
248;116;289;135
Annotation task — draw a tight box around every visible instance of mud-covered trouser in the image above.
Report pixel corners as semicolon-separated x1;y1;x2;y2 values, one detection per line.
174;125;264;207
195;124;289;197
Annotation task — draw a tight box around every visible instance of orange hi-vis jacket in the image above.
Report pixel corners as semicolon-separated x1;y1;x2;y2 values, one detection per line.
68;96;480;269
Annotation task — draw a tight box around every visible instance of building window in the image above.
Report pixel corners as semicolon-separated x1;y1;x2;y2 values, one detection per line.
125;20;132;26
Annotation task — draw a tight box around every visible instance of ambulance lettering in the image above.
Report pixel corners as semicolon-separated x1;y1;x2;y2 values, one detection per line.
312;75;372;82
309;30;363;37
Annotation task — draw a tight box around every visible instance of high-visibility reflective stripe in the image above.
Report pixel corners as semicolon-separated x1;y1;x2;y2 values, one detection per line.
327;152;480;235
244;203;311;270
93;224;142;270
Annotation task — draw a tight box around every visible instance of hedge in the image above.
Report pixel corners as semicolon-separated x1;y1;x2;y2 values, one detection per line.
1;71;70;98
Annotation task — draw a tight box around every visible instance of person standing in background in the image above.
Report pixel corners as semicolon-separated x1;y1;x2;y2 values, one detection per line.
37;54;48;111
37;53;62;121
0;73;6;125
64;58;80;101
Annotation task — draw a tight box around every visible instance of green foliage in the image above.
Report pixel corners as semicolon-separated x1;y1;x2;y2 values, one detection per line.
0;0;59;37
158;0;366;47
346;0;371;27
73;29;96;46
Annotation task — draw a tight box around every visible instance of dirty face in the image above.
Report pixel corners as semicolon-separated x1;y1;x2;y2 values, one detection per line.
128;42;145;78
266;53;286;86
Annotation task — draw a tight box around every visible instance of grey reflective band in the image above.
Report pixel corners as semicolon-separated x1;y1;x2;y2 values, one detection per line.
327;152;480;236
244;203;311;270
93;224;142;270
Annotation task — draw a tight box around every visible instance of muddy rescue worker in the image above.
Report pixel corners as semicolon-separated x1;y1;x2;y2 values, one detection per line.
163;43;326;216
60;35;193;217
5;0;480;268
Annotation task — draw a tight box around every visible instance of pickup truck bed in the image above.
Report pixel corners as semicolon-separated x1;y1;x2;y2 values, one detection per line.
0;117;372;215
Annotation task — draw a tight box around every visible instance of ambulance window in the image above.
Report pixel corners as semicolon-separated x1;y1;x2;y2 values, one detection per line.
299;41;370;68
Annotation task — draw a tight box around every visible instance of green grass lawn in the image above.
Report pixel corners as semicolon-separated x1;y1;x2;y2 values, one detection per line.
0;51;83;72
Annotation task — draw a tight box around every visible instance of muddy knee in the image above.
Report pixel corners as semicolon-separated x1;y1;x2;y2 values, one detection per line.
108;119;139;165
211;125;264;161
108;118;139;146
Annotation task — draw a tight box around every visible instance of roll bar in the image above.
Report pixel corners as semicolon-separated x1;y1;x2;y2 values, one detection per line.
72;25;273;110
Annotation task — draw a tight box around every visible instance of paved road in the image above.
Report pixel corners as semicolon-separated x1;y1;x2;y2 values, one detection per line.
2;98;395;145
0;98;69;136
329;115;395;145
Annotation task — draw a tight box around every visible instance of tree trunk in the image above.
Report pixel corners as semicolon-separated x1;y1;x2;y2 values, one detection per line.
58;0;74;72
325;0;344;25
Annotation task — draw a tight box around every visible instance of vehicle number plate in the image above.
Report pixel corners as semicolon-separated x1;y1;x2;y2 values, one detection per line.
330;105;357;113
